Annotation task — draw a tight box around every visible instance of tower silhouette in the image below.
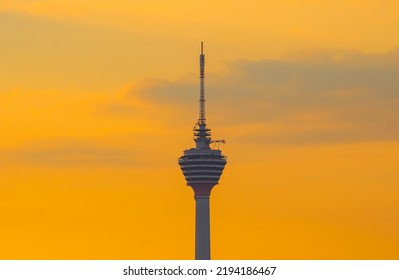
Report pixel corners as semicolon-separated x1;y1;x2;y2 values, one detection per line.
178;42;227;260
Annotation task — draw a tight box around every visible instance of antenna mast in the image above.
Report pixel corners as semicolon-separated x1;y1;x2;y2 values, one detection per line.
199;41;206;124
194;42;211;149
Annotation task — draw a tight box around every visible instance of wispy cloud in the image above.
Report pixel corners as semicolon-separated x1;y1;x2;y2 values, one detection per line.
110;48;399;145
0;140;144;167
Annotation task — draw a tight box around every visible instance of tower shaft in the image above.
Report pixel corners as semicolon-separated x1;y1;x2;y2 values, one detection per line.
195;196;211;260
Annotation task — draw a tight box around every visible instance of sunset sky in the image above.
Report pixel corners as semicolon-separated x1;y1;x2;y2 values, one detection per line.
1;0;399;259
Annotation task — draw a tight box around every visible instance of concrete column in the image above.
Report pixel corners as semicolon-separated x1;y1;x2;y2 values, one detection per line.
195;196;211;260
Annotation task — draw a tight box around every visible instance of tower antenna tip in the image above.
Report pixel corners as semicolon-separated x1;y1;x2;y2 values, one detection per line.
201;42;204;54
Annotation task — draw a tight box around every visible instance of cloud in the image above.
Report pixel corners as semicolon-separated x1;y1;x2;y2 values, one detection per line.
100;78;199;132
108;48;399;146
0;140;144;167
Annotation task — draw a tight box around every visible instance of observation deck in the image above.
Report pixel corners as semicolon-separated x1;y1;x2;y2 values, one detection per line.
178;148;227;186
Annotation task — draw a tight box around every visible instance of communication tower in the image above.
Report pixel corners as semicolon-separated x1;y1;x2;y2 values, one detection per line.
178;42;227;260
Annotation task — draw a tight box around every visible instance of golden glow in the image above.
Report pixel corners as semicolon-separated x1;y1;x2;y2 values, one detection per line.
0;0;398;259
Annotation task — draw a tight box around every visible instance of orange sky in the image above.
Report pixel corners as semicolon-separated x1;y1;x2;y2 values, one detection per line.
1;0;399;259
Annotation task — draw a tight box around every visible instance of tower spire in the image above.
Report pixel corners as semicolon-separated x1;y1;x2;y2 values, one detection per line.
199;41;206;124
194;42;211;149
